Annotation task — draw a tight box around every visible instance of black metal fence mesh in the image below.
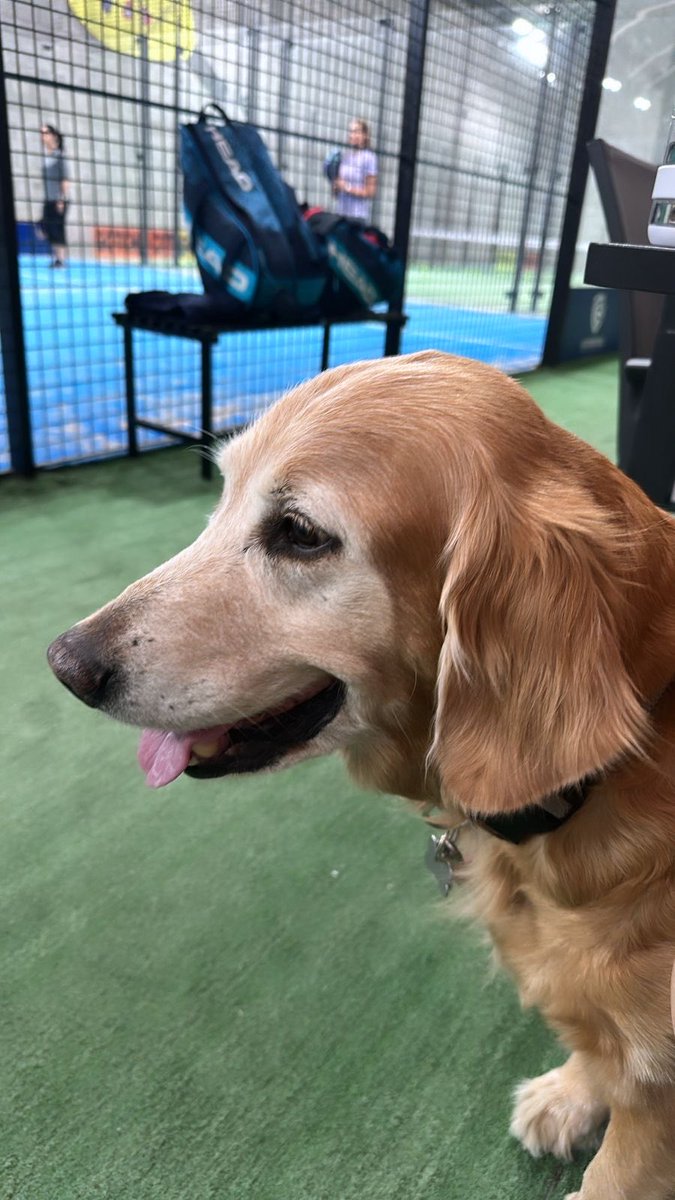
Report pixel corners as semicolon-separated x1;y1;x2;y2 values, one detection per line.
0;0;599;473
412;5;593;321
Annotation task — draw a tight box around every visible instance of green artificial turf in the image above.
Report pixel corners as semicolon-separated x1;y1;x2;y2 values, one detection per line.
518;355;619;463
0;358;618;1199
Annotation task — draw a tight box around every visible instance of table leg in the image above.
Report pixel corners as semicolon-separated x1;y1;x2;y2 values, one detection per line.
626;292;675;508
321;325;331;372
123;324;138;457
384;315;403;358
200;339;213;481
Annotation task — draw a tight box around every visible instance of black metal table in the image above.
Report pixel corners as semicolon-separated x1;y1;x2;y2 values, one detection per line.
113;308;407;479
584;243;675;507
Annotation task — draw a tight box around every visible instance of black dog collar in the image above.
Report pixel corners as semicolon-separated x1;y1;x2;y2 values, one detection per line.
423;777;597;895
471;776;597;845
472;679;675;845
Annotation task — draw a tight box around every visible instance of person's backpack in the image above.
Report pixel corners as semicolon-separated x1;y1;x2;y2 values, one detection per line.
180;105;326;321
304;209;404;317
322;148;342;184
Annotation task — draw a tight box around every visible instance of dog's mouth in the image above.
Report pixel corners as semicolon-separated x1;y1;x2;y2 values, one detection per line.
137;676;346;788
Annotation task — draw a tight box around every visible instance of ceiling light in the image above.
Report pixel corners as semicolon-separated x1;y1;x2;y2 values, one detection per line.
602;76;622;92
546;72;556;83
515;32;548;67
633;96;651;111
512;18;533;36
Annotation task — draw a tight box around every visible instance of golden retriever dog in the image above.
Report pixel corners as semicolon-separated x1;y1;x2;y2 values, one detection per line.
48;351;675;1199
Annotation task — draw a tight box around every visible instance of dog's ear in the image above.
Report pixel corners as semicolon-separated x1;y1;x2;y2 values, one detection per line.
430;487;648;814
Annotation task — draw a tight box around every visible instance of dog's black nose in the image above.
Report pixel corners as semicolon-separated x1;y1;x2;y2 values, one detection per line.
47;628;114;708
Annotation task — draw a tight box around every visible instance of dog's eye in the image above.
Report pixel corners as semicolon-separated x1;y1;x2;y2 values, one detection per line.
262;511;339;559
281;513;334;554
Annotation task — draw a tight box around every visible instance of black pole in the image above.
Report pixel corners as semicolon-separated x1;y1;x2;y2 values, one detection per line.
491;167;507;268
173;14;182;267
247;28;260;124
372;17;393;228
442;13;471;270
508;8;558;314
277;38;292;171
530;21;584;312
543;0;617;365
0;32;34;477
385;0;431;356
138;34;150;266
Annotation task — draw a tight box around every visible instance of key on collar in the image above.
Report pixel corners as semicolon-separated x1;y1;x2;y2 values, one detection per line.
424;827;464;896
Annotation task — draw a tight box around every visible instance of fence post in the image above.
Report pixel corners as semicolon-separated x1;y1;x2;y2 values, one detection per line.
542;0;617;365
530;20;585;312
385;0;431;357
0;31;34;477
371;16;393;229
507;6;559;315
138;34;150;266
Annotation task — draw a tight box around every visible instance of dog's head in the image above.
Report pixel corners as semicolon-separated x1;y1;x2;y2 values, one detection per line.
48;351;675;814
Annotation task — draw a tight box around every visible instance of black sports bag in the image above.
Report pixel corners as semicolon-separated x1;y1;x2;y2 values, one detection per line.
180;105;326;320
304;208;404;316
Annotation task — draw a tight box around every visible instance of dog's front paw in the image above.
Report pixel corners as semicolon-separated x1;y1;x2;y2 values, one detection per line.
510;1067;607;1161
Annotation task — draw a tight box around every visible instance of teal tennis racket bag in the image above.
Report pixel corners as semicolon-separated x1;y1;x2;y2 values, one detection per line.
180;105;326;320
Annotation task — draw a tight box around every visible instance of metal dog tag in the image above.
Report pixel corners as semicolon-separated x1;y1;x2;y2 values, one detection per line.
425;830;463;896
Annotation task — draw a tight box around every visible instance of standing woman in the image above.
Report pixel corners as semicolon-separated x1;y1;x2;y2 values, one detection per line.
333;117;378;222
40;123;70;267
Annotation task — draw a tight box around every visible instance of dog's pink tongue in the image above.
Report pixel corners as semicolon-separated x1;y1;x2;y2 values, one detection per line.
138;729;193;789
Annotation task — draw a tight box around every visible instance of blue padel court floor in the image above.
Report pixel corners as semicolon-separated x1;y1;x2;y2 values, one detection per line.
1;259;547;472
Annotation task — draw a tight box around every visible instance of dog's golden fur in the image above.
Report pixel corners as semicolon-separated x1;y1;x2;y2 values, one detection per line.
49;352;675;1198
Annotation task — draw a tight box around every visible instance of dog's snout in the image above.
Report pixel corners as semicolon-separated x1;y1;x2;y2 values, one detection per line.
47;628;115;708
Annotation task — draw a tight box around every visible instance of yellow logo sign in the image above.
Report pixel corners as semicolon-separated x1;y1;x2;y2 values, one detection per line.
68;1;196;62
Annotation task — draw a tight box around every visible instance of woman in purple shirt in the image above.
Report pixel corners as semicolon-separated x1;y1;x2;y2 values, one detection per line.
333;118;378;222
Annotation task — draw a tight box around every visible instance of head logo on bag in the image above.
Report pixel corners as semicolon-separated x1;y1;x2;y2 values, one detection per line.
195;229;225;279
227;263;256;301
194;230;256;301
326;236;379;307
205;126;254;193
